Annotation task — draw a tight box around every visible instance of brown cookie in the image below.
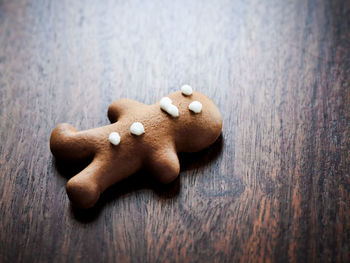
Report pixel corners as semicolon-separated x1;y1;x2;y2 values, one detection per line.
50;89;223;209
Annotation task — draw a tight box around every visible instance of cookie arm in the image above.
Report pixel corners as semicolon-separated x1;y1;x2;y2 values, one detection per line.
50;123;95;162
107;98;146;123
147;146;180;184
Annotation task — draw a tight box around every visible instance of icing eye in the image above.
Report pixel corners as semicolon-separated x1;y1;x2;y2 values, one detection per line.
189;101;202;113
181;84;193;96
109;132;121;145
130;122;145;135
160;96;179;117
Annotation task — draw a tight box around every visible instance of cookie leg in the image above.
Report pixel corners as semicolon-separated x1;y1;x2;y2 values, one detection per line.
147;146;180;184
50;123;95;162
65;159;105;209
66;156;133;209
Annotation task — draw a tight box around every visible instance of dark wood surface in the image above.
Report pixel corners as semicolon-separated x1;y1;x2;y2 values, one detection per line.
0;0;349;262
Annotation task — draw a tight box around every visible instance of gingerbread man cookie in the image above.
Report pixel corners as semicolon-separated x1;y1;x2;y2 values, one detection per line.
50;86;223;209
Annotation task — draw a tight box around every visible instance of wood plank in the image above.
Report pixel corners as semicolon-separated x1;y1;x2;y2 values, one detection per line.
0;0;349;262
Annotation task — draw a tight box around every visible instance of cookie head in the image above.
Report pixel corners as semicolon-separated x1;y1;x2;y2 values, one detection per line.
168;91;223;152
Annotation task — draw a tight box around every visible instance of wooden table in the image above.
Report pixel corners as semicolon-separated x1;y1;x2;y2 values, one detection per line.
0;0;349;262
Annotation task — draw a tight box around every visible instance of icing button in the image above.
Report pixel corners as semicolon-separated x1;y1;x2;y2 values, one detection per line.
109;132;121;145
130;122;145;135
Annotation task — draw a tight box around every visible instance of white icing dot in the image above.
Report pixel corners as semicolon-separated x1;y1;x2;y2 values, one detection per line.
166;104;179;117
160;97;172;107
160;97;179;117
130;122;145;135
181;84;193;96
189;101;202;113
109;132;121;145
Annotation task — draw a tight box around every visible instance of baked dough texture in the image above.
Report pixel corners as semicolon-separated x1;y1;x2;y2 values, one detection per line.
50;91;223;209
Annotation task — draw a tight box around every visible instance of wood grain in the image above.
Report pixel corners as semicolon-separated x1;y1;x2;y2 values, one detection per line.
0;0;349;262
